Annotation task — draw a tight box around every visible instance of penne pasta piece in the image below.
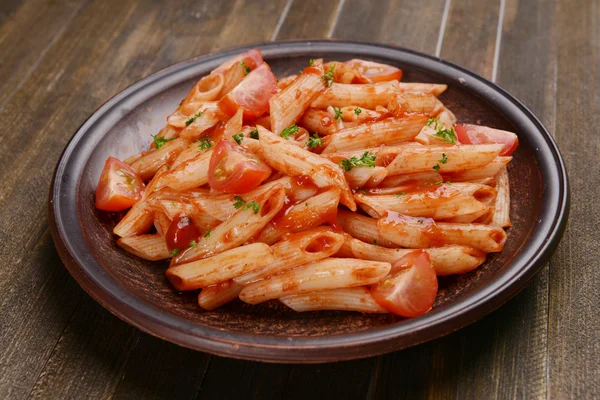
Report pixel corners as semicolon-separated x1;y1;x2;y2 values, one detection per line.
154;212;171;237
276;74;298;90
445;156;511;182
437;105;457;127
220;108;243;143
117;234;171;261
338;234;486;275
130;138;190;181
198;281;243;310
181;73;224;106
171;135;216;168
179;109;223;141
257;126;356;210
298;108;338;136
385;144;504;175
153;149;213;191
166;243;274;290
280;287;388;313
345;166;388;189
156;199;221;229
113;200;154;238
414;125;454;145
234;228;345;285
354;185;489;220
378;212;507;252
320;115;427;154
311;81;399;109
388;92;437;116
219;61;248;97
270;59;327;136
172;184;285;265
167;101;219;129
444;207;492;224
335;209;396;248
397;82;447;96
239;258;391;304
378;171;443;188
491;166;511;228
255;188;341;244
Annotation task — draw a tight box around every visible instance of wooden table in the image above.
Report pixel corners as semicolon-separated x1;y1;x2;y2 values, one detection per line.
0;0;597;398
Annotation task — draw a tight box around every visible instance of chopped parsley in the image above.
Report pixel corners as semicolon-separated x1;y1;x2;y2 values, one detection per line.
280;124;299;140
170;201;178;207
395;192;407;197
426;117;443;130
240;61;251;75
339;151;376;172
196;136;214;150
171;248;180;256
249;128;259;139
359;189;367;194
204;229;211;238
333;107;344;121
434;127;457;144
185;111;203;126
372;239;377;245
152;134;174;149
418;219;424;224
233;195;246;209
307;133;323;148
305;202;309;206
189;240;197;248
243;201;260;214
433;164;440;172
354;107;362;115
309;59;315;66
434;181;443;185
322;65;335;87
232;133;244;144
439;153;448;164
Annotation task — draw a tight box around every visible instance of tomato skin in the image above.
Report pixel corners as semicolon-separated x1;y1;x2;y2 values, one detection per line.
455;124;519;156
371;250;438;318
218;63;279;119
208;140;271;194
166;214;201;252
95;157;144;212
213;48;263;75
344;59;403;82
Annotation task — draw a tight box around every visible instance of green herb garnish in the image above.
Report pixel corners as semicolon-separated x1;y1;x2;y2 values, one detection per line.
240;61;251;75
434;127;457;144
339;151;376;172
204;229;211;238
322;65;335;87
333;107;344;121
307;133;323;148
354;107;362;115
243;201;260;214
189;240;197;248
280;124;299;140
439;153;448;164
185;111;203;126
233;195;246;209
171;248;180;256
196;136;214;150
232;133;244;144
249;129;259;139
309;59;315;66
152;134;174;149
395;192;407;197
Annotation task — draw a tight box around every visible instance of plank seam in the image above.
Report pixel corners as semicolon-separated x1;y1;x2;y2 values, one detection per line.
271;0;294;41
435;0;451;57
194;355;213;399
327;0;346;38
491;0;506;82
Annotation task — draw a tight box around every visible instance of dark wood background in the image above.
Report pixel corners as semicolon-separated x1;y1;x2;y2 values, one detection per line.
0;0;597;398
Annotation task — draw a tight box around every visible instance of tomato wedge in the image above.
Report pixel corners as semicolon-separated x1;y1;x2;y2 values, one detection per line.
217;63;279;119
455;124;519;156
166;214;201;253
344;59;403;82
371;250;438;318
95;157;144;212
208;139;271;193
213;48;264;75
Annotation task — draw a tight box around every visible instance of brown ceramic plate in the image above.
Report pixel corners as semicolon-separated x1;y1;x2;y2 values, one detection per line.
49;40;569;363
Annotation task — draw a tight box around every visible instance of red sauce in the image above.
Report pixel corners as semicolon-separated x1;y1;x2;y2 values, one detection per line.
223;231;233;243
352;266;380;281
165;213;201;252
295;89;302;99
304;235;336;253
303;66;321;76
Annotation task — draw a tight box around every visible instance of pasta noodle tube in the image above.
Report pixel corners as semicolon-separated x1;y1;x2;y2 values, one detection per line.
179;109;223;141
153;149;212;191
239;258;391;305
311;81;399;109
117;234;171;261
388;92;437;116
338;235;486;275
385;144;504;175
445;157;512;182
397;82;447;96
168;101;219;129
378;212;507;253
113;201;154;238
182;73;224;105
491;166;511;228
320;115;427;154
198;281;243;310
156;199;221;229
153;212;171;237
378;171;443;189
269;59;327;136
280;287;388;313
172;185;285;265
130;138;190;181
166;243;274;290
354;184;489;220
255;188;341;244
298;108;338;136
257;126;356;210
234;228;345;285
336;209;396;248
345;166;388;189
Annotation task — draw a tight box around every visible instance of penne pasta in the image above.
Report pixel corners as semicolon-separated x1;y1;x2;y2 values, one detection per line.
153;212;171;237
239;258;391;304
117;234;171;261
198;281;243;310
397;82;447;96
335;209;396;248
113;200;154;238
378;171;443;188
130;138;190;181
179;109;223;141
345;166;388;189
378;212;507;252
168;102;219;129
388;92;437;116
445;156;512;182
491;166;511;228
153;149;213;191
280;287;388;313
298;108;339;136
311;81;399;109
166;243;274;290
235;228;345;285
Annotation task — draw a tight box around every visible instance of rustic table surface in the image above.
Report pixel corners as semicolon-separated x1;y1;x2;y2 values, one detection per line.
1;0;598;398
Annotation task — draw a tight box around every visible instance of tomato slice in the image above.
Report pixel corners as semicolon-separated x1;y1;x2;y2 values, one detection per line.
95;157;144;212
217;63;279;119
208;139;271;193
344;59;403;82
213;48;264;75
455;124;519;156
371;250;438;318
166;214;201;253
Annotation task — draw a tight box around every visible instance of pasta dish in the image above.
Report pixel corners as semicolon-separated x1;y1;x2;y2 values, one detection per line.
94;49;518;318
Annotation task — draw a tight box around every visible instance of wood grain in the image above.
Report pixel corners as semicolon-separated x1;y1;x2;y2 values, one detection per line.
275;0;341;40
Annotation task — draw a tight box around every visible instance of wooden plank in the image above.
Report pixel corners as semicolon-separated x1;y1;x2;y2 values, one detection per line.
275;0;341;40
0;0;83;110
548;0;600;397
438;0;501;79
333;0;447;55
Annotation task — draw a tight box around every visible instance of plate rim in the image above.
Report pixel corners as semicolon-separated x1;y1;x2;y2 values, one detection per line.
48;39;569;363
